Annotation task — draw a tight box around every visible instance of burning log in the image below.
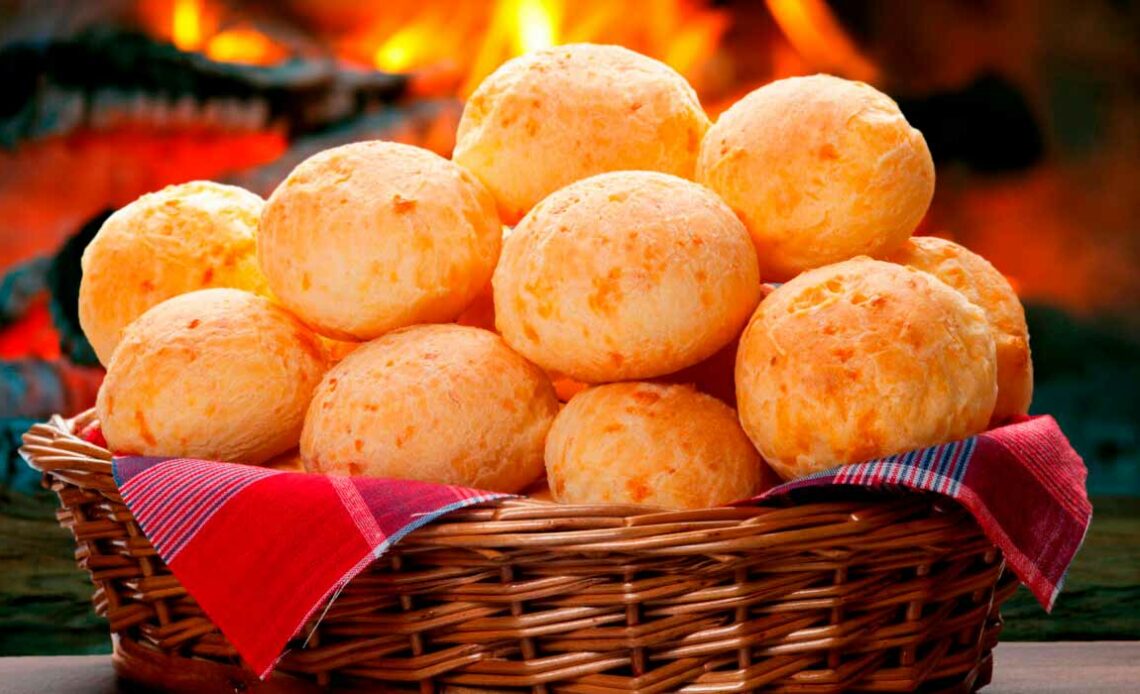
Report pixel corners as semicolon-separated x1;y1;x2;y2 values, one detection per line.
0;28;408;146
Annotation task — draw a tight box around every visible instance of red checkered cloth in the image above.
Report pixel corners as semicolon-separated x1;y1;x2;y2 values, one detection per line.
106;414;1088;678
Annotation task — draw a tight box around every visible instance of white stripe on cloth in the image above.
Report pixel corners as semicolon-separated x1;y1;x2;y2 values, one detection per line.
328;475;387;553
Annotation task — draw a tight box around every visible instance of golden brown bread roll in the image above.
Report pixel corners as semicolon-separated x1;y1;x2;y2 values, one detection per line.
79;181;269;365
888;236;1032;423
455;227;514;333
259;141;502;340
657;283;777;405
545;382;776;508
697;74;934;281
96;288;327;464
453;43;710;223
302;324;558;493
319;337;362;364
735;258;997;480
494;171;762;382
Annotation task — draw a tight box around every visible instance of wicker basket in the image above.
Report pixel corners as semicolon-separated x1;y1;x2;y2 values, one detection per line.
22;410;1017;693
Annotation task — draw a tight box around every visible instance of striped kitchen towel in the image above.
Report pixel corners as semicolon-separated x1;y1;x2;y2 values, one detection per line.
108;414;1088;678
747;414;1090;612
112;457;507;677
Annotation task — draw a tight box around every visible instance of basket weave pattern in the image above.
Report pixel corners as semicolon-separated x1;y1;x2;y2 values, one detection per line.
22;411;1017;693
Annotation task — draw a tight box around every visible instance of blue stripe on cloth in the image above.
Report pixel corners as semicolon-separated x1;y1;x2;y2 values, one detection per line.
922;444;941;489
939;441;960;494
922;443;947;489
756;434;982;501
902;447;920;482
947;437;976;495
908;445;930;487
369;494;506;559
151;463;265;529
799;466;841;483
117;459;281;560
160;468;281;559
112;456;170;487
932;441;956;493
128;462;241;518
939;443;954;483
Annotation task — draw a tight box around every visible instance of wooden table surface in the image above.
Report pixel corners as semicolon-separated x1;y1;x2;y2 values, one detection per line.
0;642;1137;693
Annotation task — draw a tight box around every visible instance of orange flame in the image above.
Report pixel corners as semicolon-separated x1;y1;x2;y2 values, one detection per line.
207;26;289;66
357;0;726;97
513;0;560;54
374;25;431;73
150;1;884;104
170;0;211;51
765;0;878;83
143;0;286;66
144;1;889;100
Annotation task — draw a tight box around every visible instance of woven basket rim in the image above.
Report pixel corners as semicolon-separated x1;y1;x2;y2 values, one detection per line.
20;409;984;551
19;409;675;514
20;409;1014;693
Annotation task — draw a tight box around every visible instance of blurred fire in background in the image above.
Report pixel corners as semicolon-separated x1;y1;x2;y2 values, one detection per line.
4;0;1139;309
1;0;1137;479
0;0;1138;651
2;0;1138;482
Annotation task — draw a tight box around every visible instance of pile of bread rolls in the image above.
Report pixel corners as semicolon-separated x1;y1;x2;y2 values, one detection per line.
82;44;1032;510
